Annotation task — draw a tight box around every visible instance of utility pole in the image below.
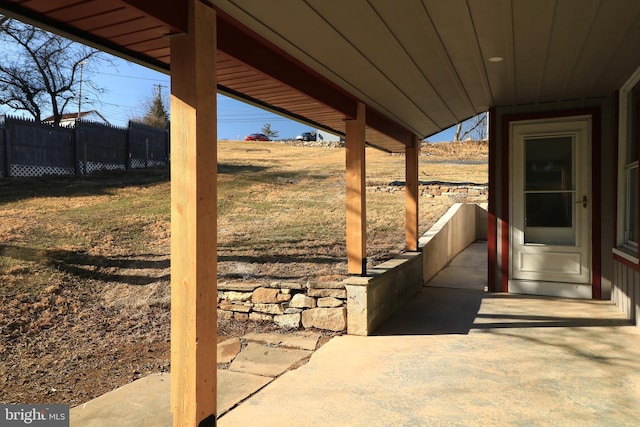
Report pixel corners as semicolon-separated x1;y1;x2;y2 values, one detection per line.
154;83;167;99
77;61;87;121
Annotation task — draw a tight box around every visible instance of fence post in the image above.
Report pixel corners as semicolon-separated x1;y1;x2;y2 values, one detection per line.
125;123;131;169
74;125;81;176
83;137;88;175
2;120;8;178
165;127;170;167
145;137;149;168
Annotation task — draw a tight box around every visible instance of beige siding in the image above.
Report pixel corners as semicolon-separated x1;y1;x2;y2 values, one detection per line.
612;259;640;328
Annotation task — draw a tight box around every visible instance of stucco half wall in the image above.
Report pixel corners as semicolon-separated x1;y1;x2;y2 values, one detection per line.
344;203;488;335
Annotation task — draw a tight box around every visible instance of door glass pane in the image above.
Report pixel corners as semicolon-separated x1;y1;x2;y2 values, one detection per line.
526;193;573;227
524;136;576;246
525;137;573;191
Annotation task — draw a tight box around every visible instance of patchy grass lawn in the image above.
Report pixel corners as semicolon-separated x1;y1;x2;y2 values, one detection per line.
217;140;488;281
0;140;487;405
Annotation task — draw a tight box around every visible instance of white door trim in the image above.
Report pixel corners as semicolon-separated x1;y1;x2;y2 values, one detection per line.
509;116;592;297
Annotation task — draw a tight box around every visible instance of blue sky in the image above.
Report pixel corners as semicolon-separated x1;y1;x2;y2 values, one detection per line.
0;53;457;142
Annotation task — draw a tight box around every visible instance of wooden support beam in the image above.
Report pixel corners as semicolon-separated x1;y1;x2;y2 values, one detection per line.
487;107;497;292
169;1;217;426
405;135;419;251
346;102;367;275
121;0;188;33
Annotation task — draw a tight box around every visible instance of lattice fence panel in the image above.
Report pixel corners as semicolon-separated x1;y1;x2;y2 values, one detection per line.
130;159;145;169
83;162;126;174
10;164;74;177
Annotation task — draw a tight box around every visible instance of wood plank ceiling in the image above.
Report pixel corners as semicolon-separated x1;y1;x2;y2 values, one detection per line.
2;0;640;152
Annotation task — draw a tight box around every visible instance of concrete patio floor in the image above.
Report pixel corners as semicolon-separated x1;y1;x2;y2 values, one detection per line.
220;243;640;426
72;242;640;426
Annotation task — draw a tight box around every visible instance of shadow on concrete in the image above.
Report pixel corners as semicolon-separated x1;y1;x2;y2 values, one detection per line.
372;241;632;336
374;288;633;336
373;286;485;336
473;293;634;329
473;314;633;329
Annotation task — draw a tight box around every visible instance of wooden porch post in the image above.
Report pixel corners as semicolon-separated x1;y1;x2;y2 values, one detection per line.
487;107;497;292
405;135;419;251
346;102;366;275
169;1;217;425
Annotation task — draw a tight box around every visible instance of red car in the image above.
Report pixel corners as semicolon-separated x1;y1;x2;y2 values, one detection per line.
244;133;269;141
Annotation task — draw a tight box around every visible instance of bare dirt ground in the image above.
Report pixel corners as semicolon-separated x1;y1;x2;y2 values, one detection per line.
0;140;488;406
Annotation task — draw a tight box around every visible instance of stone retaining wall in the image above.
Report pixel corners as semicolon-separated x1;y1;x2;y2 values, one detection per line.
217;281;347;332
368;183;488;202
421;184;487;200
218;202;488;334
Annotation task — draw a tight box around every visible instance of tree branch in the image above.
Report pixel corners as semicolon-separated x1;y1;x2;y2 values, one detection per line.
0;18;106;124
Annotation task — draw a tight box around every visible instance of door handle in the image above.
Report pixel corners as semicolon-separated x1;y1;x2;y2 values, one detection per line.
576;195;587;208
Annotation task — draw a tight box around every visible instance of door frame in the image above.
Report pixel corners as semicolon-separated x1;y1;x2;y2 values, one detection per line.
497;108;602;299
509;117;591;288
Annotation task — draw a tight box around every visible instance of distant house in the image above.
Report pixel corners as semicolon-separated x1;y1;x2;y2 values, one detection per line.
42;110;110;127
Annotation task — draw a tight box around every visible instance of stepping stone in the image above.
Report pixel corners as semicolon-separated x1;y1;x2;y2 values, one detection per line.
72;371;275;424
229;343;312;377
70;373;172;427
242;332;320;351
218;337;241;363
218;370;272;416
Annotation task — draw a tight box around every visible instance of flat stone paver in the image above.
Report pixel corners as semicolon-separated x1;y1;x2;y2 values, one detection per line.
70;337;315;426
243;332;320;350
229;343;312;377
218;337;241;363
218;370;272;416
71;369;275;425
70;373;171;427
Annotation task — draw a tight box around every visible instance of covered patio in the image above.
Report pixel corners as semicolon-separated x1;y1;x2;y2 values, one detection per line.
3;1;640;425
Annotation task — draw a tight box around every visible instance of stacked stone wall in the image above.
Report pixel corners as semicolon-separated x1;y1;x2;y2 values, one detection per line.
368;183;488;202
217;281;347;332
420;184;487;201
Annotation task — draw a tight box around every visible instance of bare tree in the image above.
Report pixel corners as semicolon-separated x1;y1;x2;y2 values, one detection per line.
454;122;463;142
453;112;488;141
0;16;107;125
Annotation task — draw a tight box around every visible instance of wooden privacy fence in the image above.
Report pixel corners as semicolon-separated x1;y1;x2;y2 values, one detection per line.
0;116;169;178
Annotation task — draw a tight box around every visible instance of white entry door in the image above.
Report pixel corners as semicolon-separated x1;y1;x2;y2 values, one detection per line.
510;117;591;285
